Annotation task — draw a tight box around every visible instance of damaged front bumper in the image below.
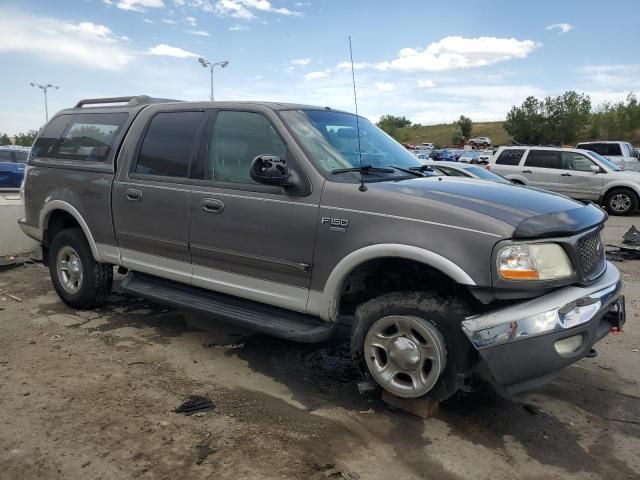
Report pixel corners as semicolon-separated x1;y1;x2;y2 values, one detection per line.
461;262;624;394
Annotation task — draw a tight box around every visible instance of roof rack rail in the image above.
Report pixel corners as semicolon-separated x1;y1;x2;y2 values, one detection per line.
74;95;180;108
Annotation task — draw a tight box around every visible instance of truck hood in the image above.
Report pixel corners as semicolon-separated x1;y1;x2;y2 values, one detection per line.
370;177;606;238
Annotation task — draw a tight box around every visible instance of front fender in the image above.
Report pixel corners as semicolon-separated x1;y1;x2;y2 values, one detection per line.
306;243;476;321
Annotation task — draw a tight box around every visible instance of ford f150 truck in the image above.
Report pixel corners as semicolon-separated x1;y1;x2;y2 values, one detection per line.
19;96;626;401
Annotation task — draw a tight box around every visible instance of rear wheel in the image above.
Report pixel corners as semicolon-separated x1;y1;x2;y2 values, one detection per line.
604;188;638;215
351;292;472;400
49;228;113;308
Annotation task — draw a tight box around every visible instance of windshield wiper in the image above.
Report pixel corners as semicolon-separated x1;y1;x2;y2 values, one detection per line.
409;165;434;172
389;165;425;177
331;165;395;174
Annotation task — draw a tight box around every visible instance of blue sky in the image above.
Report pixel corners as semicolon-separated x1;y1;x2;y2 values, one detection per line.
1;0;639;134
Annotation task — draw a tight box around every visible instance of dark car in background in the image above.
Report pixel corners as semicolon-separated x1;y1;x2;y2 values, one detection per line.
429;149;458;161
0;147;29;189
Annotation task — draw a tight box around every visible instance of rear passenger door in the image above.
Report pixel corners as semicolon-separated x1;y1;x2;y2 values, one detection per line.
521;149;562;192
556;151;603;200
113;109;206;284
188;109;318;312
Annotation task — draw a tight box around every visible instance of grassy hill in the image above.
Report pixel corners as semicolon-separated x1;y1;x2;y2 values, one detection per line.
393;121;510;147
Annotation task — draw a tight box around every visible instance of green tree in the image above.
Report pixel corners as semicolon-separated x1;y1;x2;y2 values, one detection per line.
457;115;473;140
451;128;464;145
376;115;412;135
14;130;38;147
0;133;11;145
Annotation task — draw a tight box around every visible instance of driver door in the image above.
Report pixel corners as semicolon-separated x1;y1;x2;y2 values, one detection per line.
188;109;319;312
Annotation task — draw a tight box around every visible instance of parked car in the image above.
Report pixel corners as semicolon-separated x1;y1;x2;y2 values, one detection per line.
424;161;513;184
469;136;492;147
21;95;624;401
0;146;29;189
576;141;640;172
428;149;457;161
491;145;640;215
418;142;434;150
402;143;416;150
458;151;479;163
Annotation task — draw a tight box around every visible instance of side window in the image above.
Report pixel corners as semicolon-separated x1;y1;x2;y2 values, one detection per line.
135;111;204;178
563;152;595;172
14;151;28;163
495;149;525;165
525;150;563;169
578;143;603;155
37;113;128;162
605;143;622;156
0;151;12;161
207;111;286;184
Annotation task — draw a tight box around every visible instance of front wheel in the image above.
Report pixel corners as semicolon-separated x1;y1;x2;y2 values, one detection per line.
603;188;638;216
49;228;113;308
351;292;472;400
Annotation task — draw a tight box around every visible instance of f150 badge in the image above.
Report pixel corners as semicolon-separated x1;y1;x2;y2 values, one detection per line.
321;217;349;233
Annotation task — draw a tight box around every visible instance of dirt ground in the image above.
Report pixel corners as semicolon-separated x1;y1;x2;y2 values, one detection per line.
1;216;639;480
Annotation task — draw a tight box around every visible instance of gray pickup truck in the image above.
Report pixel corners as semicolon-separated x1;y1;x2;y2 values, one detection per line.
20;96;625;401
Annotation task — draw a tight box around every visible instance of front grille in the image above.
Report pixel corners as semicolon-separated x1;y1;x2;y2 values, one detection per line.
577;231;605;278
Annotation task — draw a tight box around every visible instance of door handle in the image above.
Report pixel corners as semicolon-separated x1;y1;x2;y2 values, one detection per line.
201;198;225;213
561;173;572;177
522;169;532;173
125;189;143;201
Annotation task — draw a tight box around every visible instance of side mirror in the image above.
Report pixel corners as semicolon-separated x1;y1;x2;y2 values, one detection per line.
590;165;602;173
250;155;292;186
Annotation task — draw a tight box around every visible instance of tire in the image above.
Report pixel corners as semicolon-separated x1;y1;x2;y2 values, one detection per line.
351;292;473;401
49;228;113;309
603;188;638;216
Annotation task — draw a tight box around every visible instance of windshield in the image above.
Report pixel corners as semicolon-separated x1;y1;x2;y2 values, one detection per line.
280;110;422;178
587;151;622;171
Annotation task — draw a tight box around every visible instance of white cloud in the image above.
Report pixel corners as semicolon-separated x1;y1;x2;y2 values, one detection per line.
304;70;330;81
188;29;210;36
546;23;574;35
376;36;539;72
334;61;371;72
185;15;197;26
229;24;250;30
290;58;311;66
147;43;199;58
374;81;395;92
0;9;133;70
162;18;177;24
115;0;165;11
213;0;301;19
416;79;435;88
143;17;155;23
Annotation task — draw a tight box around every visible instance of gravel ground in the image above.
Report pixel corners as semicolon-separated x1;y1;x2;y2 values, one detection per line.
0;216;639;480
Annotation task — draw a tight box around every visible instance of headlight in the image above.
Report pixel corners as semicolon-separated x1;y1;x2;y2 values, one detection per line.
497;243;573;281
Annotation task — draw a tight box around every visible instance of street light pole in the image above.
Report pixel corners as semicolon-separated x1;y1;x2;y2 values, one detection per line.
197;58;229;101
30;83;59;122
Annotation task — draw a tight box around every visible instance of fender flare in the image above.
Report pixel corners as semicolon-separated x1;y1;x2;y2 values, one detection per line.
308;243;476;321
40;200;101;262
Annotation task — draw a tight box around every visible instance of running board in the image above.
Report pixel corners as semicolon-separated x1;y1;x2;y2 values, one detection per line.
120;272;337;343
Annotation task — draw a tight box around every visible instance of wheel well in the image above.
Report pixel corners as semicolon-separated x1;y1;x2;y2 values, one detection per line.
337;258;475;317
604;186;638;201
43;210;82;264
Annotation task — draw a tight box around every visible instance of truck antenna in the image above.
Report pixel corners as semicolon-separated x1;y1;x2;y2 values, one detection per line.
349;36;366;192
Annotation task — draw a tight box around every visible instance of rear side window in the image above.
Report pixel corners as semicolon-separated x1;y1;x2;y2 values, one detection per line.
14;151;28;163
525;150;563;169
135;111;204;178
495;149;525;165
578;143;622;156
33;113;128;162
0;150;12;161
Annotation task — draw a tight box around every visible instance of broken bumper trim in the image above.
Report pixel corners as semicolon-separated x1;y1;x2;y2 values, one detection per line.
461;263;622;350
461;263;624;393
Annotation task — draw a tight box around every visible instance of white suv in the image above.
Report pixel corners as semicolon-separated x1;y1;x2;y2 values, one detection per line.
491;146;640;215
469;137;492;147
576;141;640;172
